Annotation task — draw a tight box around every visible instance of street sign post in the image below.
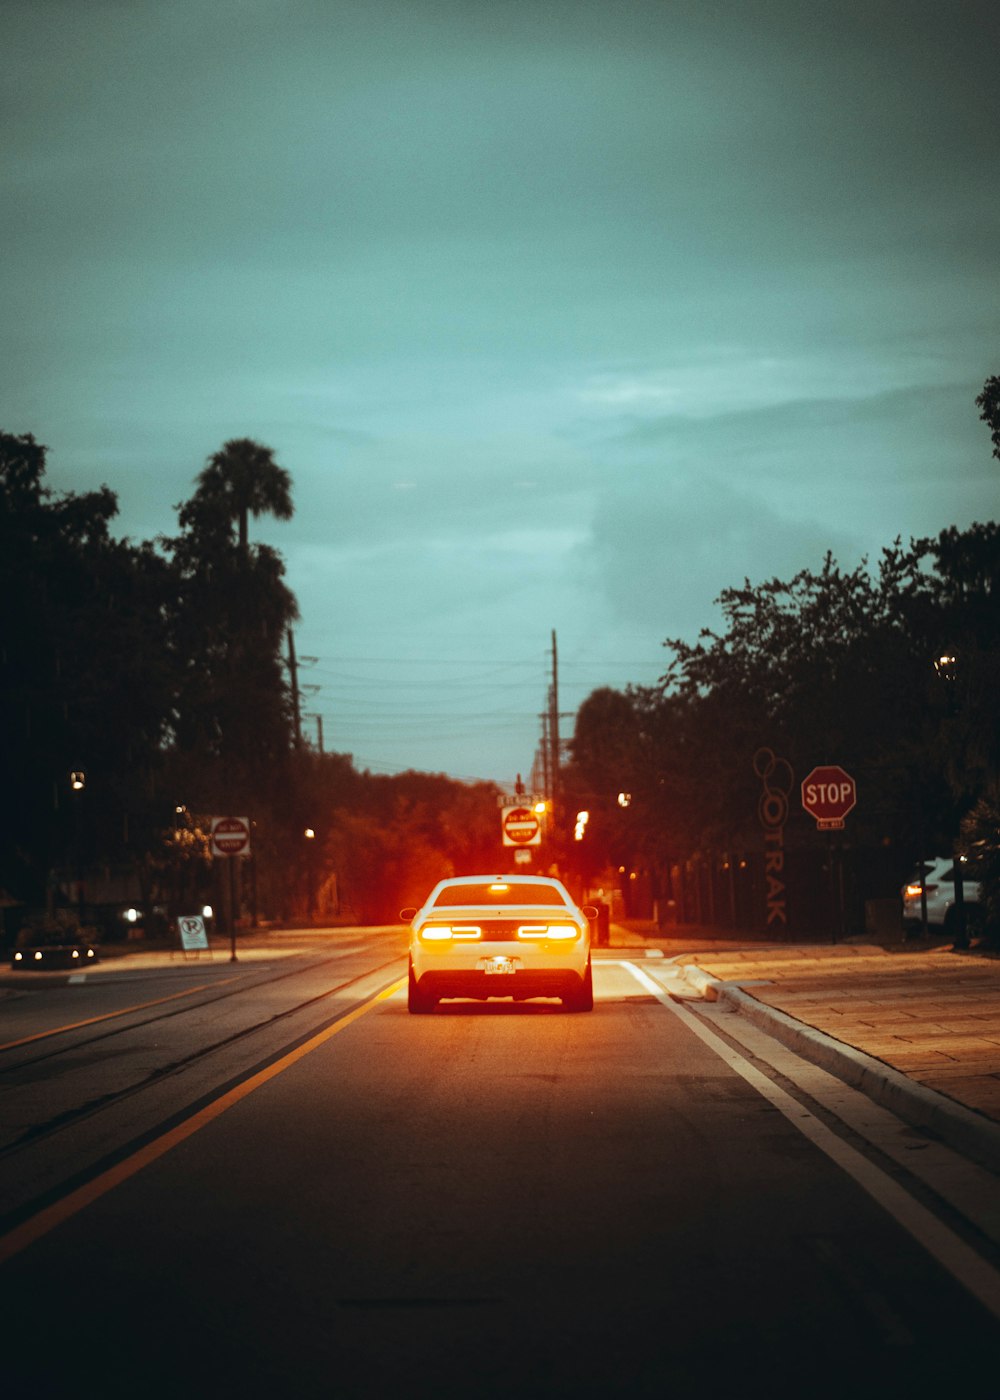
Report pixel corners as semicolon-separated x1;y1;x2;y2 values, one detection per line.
800;766;857;831
801;765;856;944
210;816;251;961
501;805;542;847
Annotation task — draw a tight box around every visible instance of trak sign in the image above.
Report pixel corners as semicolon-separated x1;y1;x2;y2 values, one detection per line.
210;815;252;858
502;806;541;847
800;766;857;830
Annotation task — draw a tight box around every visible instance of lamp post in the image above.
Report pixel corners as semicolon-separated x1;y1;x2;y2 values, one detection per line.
933;652;968;947
69;770;86;922
304;827;316;920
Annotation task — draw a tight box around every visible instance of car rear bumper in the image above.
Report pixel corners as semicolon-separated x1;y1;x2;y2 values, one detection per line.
411;937;588;979
414;966;588;1002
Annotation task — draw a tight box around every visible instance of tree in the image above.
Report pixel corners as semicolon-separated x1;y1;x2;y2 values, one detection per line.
166;440;298;789
153;440;299;926
185;438;293;552
976;375;1000;463
0;431;174;911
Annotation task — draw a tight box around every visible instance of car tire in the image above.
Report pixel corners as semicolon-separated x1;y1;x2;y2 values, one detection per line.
407;963;436;1014
563;959;594;1012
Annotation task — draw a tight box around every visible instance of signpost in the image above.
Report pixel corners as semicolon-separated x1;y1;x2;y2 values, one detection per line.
210;816;251;961
801;766;857;944
800;766;857;831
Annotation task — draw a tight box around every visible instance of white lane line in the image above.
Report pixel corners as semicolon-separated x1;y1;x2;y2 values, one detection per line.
619;959;1000;1322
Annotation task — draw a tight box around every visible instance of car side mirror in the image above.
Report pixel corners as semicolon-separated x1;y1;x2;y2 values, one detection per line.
399;907;417;922
582;905;599;920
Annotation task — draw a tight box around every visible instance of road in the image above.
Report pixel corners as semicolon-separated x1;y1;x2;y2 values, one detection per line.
2;931;999;1398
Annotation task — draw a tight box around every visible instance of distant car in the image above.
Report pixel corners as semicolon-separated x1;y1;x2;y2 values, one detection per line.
11;929;99;970
402;874;595;1013
901;856;982;936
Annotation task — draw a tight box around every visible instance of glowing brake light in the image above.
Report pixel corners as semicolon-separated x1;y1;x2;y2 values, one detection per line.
905;883;936;897
489;883;510;894
517;924;579;941
419;924;482;942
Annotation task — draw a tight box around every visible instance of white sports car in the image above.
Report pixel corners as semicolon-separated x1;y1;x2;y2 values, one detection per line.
402;874;595;1013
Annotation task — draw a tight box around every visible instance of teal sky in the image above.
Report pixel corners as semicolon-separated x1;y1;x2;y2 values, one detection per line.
4;0;998;786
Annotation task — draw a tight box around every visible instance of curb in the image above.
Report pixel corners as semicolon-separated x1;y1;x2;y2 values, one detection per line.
679;964;1000;1176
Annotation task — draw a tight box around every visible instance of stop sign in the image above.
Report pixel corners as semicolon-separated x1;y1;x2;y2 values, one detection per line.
801;767;856;830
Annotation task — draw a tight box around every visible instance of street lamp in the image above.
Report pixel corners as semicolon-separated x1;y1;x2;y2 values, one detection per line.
304;828;317;919
69;770;87;919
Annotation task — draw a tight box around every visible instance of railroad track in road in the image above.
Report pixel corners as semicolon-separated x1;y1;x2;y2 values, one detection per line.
0;948;405;1162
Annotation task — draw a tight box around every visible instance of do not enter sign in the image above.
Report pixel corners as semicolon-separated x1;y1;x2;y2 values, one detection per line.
502;806;541;847
211;815;252;858
801;767;856;830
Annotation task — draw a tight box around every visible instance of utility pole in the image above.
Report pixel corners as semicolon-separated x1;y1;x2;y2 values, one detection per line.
549;629;560;806
286;627;302;751
538;705;551;798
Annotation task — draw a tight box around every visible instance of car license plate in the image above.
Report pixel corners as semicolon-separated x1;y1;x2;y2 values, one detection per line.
484;956;516;976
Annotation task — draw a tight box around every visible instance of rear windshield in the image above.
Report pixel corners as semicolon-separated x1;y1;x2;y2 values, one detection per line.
431;882;567;908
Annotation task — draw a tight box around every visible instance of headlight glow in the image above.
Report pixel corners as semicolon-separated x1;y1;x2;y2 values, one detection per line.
72;949;80;958
34;951;43;961
13;952;22;961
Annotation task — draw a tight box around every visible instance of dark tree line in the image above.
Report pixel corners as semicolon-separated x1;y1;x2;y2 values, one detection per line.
0;431;499;940
566;380;1000;939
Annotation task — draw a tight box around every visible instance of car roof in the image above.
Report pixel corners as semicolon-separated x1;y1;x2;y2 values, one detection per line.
422;874;574;906
435;874;564;888
428;874;568;893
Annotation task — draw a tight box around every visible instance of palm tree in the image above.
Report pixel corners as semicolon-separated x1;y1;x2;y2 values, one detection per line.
194;438;293;551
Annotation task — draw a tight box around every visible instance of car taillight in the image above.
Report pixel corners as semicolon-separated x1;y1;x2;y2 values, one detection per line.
517;924;580;941
419;924;482;942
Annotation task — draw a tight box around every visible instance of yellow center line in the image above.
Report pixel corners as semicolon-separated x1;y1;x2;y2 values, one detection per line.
0;977;244;1052
0;976;405;1265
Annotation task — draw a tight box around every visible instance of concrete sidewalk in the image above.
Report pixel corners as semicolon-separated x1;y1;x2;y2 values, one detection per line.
603;921;1000;1172
673;942;1000;1122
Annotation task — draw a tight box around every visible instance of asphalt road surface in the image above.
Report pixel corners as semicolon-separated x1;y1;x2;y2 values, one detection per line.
1;933;998;1399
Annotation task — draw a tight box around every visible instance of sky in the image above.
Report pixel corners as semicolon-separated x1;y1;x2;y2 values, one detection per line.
4;0;998;790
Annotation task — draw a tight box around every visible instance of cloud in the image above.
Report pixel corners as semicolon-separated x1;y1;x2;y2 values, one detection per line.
583;471;857;641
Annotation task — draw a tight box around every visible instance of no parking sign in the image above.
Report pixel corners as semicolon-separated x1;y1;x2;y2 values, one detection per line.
178;915;209;951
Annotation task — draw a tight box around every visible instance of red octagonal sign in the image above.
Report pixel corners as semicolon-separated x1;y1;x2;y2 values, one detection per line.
801;766;856;830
